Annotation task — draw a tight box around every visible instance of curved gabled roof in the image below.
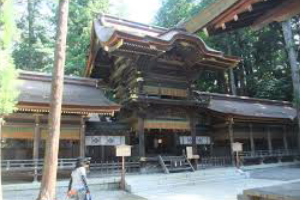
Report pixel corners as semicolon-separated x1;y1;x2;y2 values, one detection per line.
85;14;240;77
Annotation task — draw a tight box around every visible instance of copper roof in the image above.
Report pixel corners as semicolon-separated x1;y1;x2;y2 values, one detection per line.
195;91;297;121
85;14;240;77
17;71;120;115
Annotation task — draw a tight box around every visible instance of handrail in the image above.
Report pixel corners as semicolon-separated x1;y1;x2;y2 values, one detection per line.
184;155;195;172
158;155;169;174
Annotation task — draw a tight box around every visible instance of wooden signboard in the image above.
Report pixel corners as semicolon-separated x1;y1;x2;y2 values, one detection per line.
186;146;194;159
116;144;131;191
116;145;131;157
232;142;243;152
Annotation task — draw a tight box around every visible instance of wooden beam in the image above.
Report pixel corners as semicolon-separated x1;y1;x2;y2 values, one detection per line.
252;0;300;30
185;0;240;33
214;0;262;29
212;122;228;129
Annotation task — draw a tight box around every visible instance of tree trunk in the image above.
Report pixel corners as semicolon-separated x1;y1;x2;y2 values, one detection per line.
238;63;247;96
229;68;237;95
27;0;34;69
227;44;237;95
282;19;300;150
0;117;3;200
37;0;69;199
218;71;228;94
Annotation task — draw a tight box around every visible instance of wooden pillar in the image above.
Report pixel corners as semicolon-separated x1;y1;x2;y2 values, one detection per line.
249;124;255;155
136;70;145;158
137;113;145;158
173;132;178;155
228;118;234;153
190;117;197;155
188;111;198;170
228;118;235;165
210;138;214;156
33;115;41;160
267;126;273;154
79;117;86;158
33;115;41;182
283;125;289;152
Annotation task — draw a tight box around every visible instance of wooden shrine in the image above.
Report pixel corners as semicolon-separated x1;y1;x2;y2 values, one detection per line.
85;14;299;165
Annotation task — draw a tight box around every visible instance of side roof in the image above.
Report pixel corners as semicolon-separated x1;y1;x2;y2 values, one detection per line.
17;71;120;115
85;14;240;77
195;91;297;122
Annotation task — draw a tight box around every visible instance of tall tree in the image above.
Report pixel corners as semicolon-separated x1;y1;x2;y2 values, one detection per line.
37;0;69;199
282;19;300;150
64;0;109;75
13;0;55;72
154;0;294;101
12;0;109;76
0;0;19;199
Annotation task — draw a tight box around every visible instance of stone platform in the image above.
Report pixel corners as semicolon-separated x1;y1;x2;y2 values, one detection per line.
239;181;300;200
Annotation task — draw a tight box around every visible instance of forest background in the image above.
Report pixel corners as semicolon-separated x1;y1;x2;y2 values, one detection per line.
11;0;300;101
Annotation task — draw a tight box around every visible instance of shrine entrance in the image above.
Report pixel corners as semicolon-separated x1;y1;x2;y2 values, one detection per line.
145;130;188;156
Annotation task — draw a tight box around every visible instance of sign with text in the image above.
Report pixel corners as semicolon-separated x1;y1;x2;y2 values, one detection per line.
85;136;125;146
180;136;211;145
232;142;243;152
116;145;131;157
186;146;193;159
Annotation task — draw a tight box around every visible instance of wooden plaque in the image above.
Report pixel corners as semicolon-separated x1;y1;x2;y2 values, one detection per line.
232;142;243;152
116;145;131;157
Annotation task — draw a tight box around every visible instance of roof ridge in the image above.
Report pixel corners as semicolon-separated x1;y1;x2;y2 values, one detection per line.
99;13;168;32
18;70;101;86
195;91;293;106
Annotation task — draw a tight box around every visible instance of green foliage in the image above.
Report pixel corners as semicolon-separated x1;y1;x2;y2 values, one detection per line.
155;0;194;28
0;0;19;117
12;0;55;72
0;0;14;49
154;0;296;101
154;0;212;27
65;0;109;76
0;52;19;116
11;0;109;76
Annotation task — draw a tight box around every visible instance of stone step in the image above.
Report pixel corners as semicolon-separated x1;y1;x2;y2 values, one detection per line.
130;168;241;182
168;167;193;173
128;174;245;193
127;168;246;193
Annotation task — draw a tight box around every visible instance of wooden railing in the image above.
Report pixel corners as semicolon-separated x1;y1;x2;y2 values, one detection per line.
1;158;78;172
89;161;140;176
198;156;232;169
241;149;300;158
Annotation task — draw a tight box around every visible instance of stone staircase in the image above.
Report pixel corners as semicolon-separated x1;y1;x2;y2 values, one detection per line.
158;155;195;174
126;167;247;194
